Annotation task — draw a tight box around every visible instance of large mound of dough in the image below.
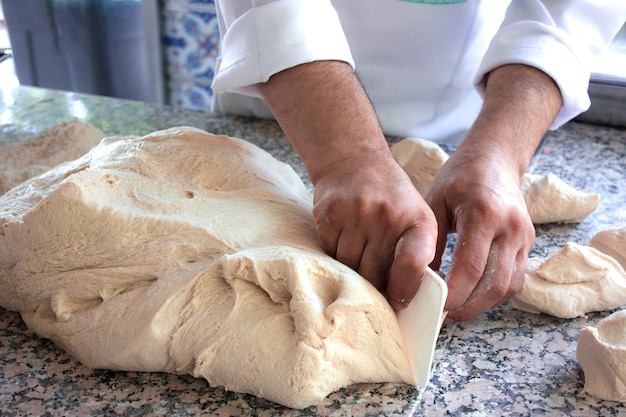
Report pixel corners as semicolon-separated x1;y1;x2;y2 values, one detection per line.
0;119;104;196
0;127;414;409
577;309;626;402
509;242;626;318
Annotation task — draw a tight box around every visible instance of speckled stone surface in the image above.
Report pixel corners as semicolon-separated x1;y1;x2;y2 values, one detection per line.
1;86;625;416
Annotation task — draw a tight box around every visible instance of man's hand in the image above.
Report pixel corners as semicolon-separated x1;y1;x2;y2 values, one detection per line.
258;60;437;309
426;64;563;321
312;149;437;310
426;148;535;321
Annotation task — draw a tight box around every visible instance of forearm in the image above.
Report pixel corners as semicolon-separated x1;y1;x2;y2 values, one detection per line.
257;60;389;184
460;64;563;179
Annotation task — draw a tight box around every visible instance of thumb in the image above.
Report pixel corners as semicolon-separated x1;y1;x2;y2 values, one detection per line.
386;225;437;310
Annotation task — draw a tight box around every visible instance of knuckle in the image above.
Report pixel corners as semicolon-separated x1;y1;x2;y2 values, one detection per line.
465;195;496;219
460;256;485;279
489;279;509;299
370;200;400;227
507;214;531;236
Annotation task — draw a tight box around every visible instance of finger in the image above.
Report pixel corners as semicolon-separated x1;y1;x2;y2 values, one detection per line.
444;227;493;313
314;223;341;258
447;240;513;321
507;249;528;298
446;232;531;322
386;224;437;310
312;201;343;258
485;219;533;307
430;202;451;271
336;227;368;272
357;226;398;293
493;247;527;307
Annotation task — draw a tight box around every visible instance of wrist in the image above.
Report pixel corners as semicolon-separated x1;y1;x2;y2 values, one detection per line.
462;64;563;179
258;60;389;185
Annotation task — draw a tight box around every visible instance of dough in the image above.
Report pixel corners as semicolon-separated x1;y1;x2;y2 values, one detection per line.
591;225;626;270
577;309;626;402
390;137;448;195
0;127;414;409
519;173;599;224
0;119;104;196
509;242;626;318
390;137;599;224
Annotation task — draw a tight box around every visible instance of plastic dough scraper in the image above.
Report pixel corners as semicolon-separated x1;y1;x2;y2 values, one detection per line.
396;268;448;387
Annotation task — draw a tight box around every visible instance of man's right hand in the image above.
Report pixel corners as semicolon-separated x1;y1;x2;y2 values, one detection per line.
258;60;437;309
312;148;438;310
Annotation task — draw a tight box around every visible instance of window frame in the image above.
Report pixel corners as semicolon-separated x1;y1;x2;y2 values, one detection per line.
576;23;626;128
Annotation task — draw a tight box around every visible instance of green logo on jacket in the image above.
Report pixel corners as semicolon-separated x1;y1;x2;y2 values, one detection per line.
399;0;467;4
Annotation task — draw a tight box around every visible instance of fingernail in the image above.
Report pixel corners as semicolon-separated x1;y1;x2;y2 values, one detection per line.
394;237;404;259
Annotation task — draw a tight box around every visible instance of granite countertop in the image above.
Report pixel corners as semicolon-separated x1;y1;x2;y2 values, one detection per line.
1;86;625;416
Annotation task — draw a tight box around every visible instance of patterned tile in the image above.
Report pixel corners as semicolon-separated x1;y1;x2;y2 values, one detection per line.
168;79;216;110
161;0;220;109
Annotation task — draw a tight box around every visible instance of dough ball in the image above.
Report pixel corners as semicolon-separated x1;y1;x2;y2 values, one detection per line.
520;173;599;224
591;225;626;270
0;126;414;409
510;242;626;318
577;309;626;402
0;119;104;196
390;137;448;195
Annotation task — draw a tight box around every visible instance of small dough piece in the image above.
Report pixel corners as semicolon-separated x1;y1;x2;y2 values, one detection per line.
510;242;626;318
0;119;104;195
577;309;626;402
519;173;600;224
591;225;626;270
391;137;448;195
0;126;414;409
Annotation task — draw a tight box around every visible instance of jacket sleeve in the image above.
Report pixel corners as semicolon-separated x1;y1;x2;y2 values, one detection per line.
211;0;354;97
474;0;626;129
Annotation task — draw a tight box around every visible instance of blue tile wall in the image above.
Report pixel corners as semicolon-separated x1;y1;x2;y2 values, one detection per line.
161;0;219;110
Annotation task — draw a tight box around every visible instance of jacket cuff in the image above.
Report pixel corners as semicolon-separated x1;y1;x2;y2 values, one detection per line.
474;22;592;130
212;0;354;97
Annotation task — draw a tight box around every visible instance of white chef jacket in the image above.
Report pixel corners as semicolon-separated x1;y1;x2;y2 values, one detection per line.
211;0;626;143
